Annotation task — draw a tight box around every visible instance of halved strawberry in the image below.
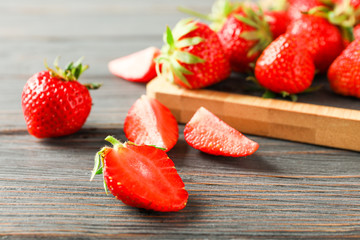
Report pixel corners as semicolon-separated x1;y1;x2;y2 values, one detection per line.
91;136;188;212
124;95;178;152
108;47;160;83
184;107;259;157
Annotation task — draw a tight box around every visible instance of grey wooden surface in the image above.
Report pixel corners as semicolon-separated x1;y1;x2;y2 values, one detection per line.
1;0;360;239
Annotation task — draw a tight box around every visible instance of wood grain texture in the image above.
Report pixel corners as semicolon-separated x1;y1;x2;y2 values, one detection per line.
147;78;360;151
1;0;360;239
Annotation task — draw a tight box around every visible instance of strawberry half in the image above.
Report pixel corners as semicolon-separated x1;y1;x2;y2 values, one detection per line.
124;95;179;152
156;18;230;89
21;58;100;138
91;136;188;212
184;107;259;157
108;47;160;83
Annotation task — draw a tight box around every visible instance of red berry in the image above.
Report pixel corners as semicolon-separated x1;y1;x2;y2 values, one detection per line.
184;107;259;157
328;39;360;98
255;34;315;94
124;95;178;152
265;10;290;39
108;47;160;83
217;6;273;72
156;19;230;89
287;0;324;21
91;136;188;212
287;14;344;72
21;59;96;138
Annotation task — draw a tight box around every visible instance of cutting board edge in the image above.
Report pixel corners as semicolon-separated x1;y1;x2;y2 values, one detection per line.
146;78;360;152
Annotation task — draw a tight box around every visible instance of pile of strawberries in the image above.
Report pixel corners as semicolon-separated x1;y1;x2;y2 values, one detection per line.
20;0;360;213
111;0;360;99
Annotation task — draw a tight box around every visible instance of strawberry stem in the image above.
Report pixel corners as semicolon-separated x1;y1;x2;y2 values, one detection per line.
44;57;89;82
105;136;123;149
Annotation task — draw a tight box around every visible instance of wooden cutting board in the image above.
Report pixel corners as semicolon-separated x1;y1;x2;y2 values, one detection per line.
146;76;360;152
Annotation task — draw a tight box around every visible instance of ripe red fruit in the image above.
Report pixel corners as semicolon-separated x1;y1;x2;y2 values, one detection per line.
287;14;344;72
124;95;179;152
21;58;98;138
287;0;324;21
354;24;360;40
265;10;290;39
255;33;315;94
108;47;160;83
91;136;188;212
184;107;259;157
217;6;273;72
156;18;230;89
328;39;360;98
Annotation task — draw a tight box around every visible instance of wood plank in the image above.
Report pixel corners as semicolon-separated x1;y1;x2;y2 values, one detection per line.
1;128;360;239
147;78;360;152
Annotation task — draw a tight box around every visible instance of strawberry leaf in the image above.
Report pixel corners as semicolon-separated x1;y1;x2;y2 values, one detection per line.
176;37;204;48
174;51;205;64
172;18;198;40
235;14;259;28
90;147;106;181
165;26;175;48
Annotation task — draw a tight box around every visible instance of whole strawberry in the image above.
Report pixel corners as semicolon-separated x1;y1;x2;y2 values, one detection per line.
217;6;273;72
22;58;99;138
156;18;230;89
265;10;290;39
91;136;188;212
255;33;315;94
287;0;324;21
328;39;360;98
287;14;344;73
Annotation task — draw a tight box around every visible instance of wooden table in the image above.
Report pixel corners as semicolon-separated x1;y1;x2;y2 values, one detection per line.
1;0;360;239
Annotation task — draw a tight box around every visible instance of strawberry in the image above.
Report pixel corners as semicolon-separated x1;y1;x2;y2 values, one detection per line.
265;10;290;39
156;18;230;89
328;38;360;98
287;0;325;21
255;33;315;94
21;58;100;138
180;1;288;72
217;6;273;72
184;107;259;157
108;47;160;83
287;14;344;73
354;24;360;40
91;136;188;212
124;95;178;152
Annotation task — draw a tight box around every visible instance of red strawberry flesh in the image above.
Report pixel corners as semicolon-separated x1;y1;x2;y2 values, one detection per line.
124;95;179;152
108;47;160;82
93;137;188;212
184;107;259;157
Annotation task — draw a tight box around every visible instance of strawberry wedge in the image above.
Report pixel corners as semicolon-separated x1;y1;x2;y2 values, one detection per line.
108;47;160;82
184;107;259;157
124;95;179;152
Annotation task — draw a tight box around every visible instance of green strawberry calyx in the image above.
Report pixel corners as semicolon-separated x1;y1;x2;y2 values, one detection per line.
155;18;205;88
308;0;360;42
90;136;166;193
178;0;240;31
235;5;273;57
90;136;124;194
45;57;101;90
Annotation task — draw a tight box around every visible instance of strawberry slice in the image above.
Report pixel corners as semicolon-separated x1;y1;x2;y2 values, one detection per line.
108;47;160;82
91;136;188;212
184;107;259;157
124;95;179;152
